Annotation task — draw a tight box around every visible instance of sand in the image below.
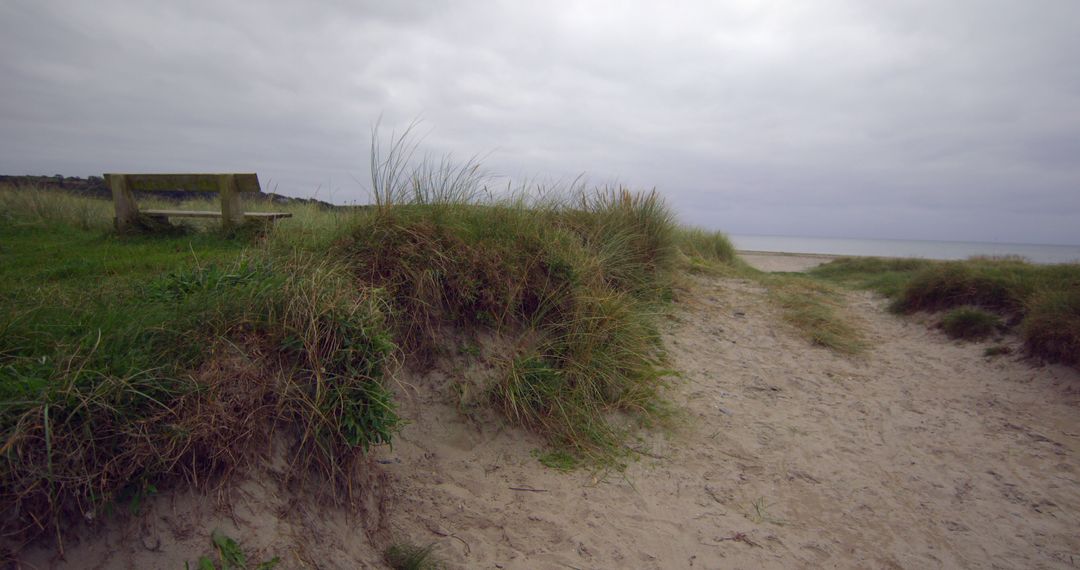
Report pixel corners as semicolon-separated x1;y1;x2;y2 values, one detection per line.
737;250;838;273
16;267;1080;569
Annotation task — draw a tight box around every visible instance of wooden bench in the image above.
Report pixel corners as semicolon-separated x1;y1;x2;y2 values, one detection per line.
104;173;292;232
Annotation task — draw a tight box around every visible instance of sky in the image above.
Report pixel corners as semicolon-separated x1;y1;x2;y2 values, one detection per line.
2;1;1079;245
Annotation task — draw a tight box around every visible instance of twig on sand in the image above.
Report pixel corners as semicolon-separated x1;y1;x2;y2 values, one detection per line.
425;522;472;555
509;486;549;493
624;445;667;459
703;532;761;548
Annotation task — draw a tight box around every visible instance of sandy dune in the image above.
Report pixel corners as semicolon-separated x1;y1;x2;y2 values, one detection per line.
376;276;1080;569
18;272;1080;569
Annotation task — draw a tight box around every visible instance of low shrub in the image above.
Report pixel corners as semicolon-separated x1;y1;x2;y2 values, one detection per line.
892;263;1029;315
1022;289;1080;365
939;307;1003;340
341;191;677;461
675;227;736;266
813;254;1080;368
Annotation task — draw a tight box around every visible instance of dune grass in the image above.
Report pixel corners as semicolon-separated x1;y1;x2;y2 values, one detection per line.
939;307;1003;340
384;542;442;570
805;257;934;297
809;256;1080;366
762;274;867;355
0;147;739;544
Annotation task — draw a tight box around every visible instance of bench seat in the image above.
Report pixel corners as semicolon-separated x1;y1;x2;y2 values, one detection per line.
142;209;293;220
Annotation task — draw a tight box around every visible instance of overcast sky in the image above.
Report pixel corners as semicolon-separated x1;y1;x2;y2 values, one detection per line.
2;1;1078;244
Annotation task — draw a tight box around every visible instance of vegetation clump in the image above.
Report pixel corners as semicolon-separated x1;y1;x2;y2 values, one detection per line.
939;307;1003;340
384;542;442;570
342;181;682;461
765;276;866;354
1022;289;1080;365
810;256;1080;367
675;226;737;271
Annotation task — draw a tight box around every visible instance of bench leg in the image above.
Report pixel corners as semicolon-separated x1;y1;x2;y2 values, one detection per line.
219;174;245;230
108;174;141;232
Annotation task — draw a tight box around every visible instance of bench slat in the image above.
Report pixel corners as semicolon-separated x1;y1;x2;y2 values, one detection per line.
143;209;292;219
108;173;261;193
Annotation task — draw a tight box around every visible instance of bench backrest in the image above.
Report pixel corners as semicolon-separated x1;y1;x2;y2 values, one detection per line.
105;173;262;231
103;173;261;194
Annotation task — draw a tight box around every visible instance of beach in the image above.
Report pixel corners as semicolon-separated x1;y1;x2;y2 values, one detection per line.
28;258;1080;569
737;250;838;272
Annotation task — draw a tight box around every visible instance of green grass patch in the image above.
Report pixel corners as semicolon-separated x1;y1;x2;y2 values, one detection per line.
808;257;934;297
384;542;442;570
186;530;281;570
0;187;401;543
763;274;866;354
675;227;736;272
1022;289;1080;366
939;307;1003;340
809;255;1080;367
341;189;680;464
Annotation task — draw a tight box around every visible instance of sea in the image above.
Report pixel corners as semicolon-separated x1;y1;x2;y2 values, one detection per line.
729;235;1080;265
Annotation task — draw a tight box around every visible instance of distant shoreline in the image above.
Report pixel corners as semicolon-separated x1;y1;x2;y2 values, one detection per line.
736;250;843;259
731;235;1080;265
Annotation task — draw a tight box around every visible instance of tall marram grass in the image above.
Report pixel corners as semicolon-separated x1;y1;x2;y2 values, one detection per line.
675;227;736;268
344;132;696;461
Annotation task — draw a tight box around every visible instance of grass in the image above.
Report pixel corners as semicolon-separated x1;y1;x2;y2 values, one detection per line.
0;137;741;545
0;188;398;545
674;226;737;272
743;496;785;526
806;257;934;297
939;307;1003;340
340;189;679;465
186;530;280;570
0;211;401;546
762;274;866;354
809;256;1080;366
384;542;442;570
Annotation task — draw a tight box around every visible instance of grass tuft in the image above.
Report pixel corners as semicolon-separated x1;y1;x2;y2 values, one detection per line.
384;542;442;570
675;227;737;273
939;307;1003;340
764;275;866;355
1022;289;1080;365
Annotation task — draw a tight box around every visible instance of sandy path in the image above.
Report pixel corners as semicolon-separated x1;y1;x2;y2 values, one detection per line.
17;274;1080;568
378;275;1080;569
737;251;838;272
